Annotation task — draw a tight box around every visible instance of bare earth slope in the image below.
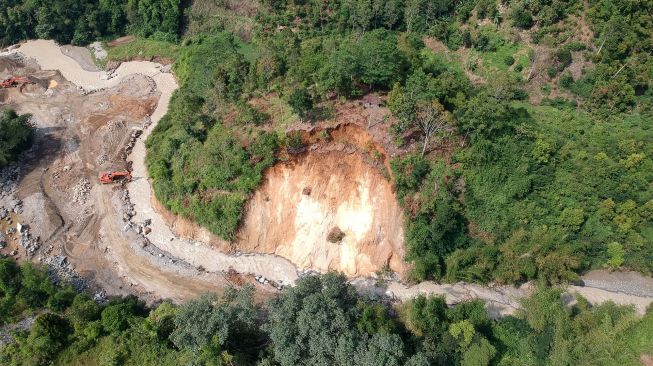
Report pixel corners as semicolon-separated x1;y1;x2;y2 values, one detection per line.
239;144;405;277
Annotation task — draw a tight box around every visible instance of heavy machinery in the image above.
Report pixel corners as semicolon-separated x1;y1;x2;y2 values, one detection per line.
1;77;33;88
99;171;132;184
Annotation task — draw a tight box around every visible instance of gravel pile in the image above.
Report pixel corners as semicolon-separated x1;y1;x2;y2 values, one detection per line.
125;128;142;156
96;154;108;166
45;255;88;291
18;226;39;256
0;165;20;198
71;178;91;204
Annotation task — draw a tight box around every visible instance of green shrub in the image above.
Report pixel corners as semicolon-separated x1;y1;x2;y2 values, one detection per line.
504;55;515;66
559;72;574;88
606;242;625;268
547;66;557;78
0;108;33;167
285;131;304;151
287;88;313;120
511;5;534;29
554;48;572;70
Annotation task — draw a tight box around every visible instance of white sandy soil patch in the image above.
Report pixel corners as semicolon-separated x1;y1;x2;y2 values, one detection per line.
60;45;99;72
238;149;405;277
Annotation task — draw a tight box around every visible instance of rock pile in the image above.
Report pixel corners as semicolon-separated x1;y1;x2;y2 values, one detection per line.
45;255;88;291
96;154;108;166
72;178;91;204
142;116;152;129
89;41;107;60
125;128;143;156
254;274;284;290
18;225;39;256
119;189;136;222
0;200;21;219
93;290;108;304
8;199;22;214
0;165;20;198
138;218;152;235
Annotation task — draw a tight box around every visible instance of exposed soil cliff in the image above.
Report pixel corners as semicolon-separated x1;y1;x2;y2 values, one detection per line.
236;124;406;277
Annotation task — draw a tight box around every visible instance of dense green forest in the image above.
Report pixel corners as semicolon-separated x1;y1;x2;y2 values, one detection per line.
0;108;33;167
2;259;653;366
0;0;181;46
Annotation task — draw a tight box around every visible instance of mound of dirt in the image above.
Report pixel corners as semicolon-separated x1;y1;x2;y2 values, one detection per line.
237;128;406;277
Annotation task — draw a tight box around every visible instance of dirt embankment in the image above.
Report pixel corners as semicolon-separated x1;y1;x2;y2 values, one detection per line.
237;124;405;277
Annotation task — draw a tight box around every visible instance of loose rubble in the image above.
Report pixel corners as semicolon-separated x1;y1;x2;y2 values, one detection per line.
17;224;40;257
71;178;91;204
45;255;88;291
89;41;107;61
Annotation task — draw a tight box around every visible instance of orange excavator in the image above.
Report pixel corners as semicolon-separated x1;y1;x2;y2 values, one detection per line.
1;77;33;88
99;171;132;184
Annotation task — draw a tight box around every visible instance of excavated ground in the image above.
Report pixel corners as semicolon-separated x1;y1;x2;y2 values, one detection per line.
237;124;405;277
0;41;275;303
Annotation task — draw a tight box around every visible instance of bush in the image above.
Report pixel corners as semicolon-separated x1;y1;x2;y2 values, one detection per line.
0;108;33;167
474;34;491;52
285;131;304;152
554;48;572;70
287;88;313;120
462;30;472;48
511;6;534;29
23;313;72;364
0;257;22;297
101;303;135;332
504;55;515;66
125;0;182;40
559;72;574;88
547;66;558;78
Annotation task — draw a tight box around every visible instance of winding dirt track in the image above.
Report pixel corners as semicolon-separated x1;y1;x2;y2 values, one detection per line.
9;40;282;302
7;40;653;314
